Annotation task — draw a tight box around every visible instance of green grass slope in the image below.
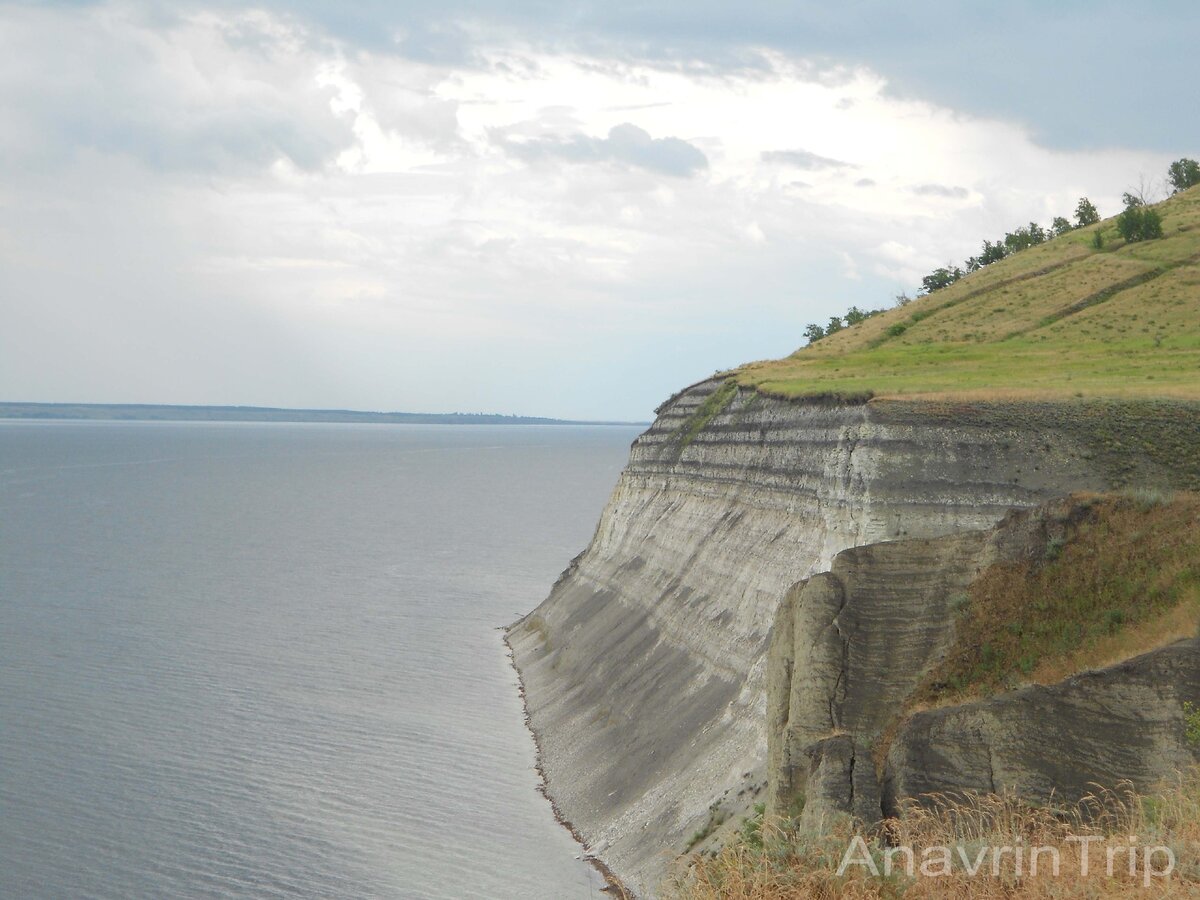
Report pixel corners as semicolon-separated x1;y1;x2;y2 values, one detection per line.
737;185;1200;401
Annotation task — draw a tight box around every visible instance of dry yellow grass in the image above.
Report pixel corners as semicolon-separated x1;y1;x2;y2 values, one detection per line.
1031;594;1200;685
666;770;1200;899
911;492;1200;706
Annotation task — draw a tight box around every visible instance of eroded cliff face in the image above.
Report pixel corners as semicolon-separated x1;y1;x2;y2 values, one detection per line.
884;637;1200;813
766;499;1200;833
508;378;1185;895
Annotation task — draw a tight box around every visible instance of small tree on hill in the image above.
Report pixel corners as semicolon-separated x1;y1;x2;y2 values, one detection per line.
1003;223;1048;254
978;239;1009;266
1074;197;1100;227
803;323;826;344
1116;196;1164;243
1052;216;1073;237
1168;158;1200;194
843;306;869;326
921;265;963;294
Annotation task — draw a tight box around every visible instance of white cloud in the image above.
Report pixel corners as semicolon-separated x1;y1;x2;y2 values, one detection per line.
0;4;1179;419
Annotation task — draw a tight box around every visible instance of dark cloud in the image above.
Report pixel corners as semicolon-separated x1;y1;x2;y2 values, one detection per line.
12;2;1197;151
911;183;969;199
761;148;853;170
498;122;708;177
224;0;1199;151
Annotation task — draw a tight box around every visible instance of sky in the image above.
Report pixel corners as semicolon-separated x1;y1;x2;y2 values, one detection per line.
0;2;1196;420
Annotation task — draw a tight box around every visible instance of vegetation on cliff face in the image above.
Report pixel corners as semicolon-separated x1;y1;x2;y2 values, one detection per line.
736;185;1200;402
672;379;738;454
667;770;1200;899
918;491;1200;705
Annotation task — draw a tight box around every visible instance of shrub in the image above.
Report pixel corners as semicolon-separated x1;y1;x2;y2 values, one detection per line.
739;803;766;850
1122;486;1172;511
1116;200;1164;243
1186;702;1200;746
1142;207;1165;239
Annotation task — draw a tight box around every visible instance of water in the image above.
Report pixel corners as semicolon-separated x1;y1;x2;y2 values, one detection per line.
0;421;640;899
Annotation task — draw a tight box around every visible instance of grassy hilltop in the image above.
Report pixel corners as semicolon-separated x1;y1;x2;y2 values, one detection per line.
736;185;1200;402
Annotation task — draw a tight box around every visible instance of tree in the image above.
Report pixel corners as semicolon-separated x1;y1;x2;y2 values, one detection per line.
921;266;963;294
1003;223;1048;254
1074;197;1100;227
844;306;869;326
1052;216;1073;237
826;316;846;335
977;239;1008;267
1116;196;1164;243
803;323;826;344
893;291;912;308
1168;158;1200;194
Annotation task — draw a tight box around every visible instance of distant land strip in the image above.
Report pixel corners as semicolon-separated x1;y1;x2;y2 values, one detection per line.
0;402;648;427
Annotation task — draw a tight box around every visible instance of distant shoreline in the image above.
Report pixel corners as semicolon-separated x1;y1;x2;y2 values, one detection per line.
0;402;648;427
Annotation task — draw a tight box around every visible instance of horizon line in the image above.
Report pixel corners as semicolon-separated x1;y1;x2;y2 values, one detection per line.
0;401;650;427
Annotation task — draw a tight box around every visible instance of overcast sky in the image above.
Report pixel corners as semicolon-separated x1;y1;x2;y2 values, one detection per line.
1;1;1195;420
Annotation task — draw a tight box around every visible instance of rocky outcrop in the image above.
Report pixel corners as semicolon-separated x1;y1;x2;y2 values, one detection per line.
765;500;1085;816
767;499;1200;832
884;637;1200;814
792;734;881;834
509;378;1193;895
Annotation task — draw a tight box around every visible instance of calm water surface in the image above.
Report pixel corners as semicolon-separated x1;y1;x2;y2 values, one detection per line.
0;421;639;899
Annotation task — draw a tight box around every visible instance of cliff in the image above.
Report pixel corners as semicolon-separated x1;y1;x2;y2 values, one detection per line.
768;495;1200;834
508;379;1198;894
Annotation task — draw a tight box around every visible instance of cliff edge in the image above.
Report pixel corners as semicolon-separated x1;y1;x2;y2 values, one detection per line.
508;379;1198;894
510;187;1200;896
768;494;1200;834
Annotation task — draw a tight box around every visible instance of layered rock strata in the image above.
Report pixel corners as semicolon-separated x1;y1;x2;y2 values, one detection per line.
767;500;1200;831
509;378;1194;895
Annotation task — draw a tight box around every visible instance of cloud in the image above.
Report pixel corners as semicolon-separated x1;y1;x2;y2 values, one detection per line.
497;122;708;177
14;0;1199;151
42;0;1194;151
761;148;853;170
0;6;355;174
911;183;969;199
0;3;1182;420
